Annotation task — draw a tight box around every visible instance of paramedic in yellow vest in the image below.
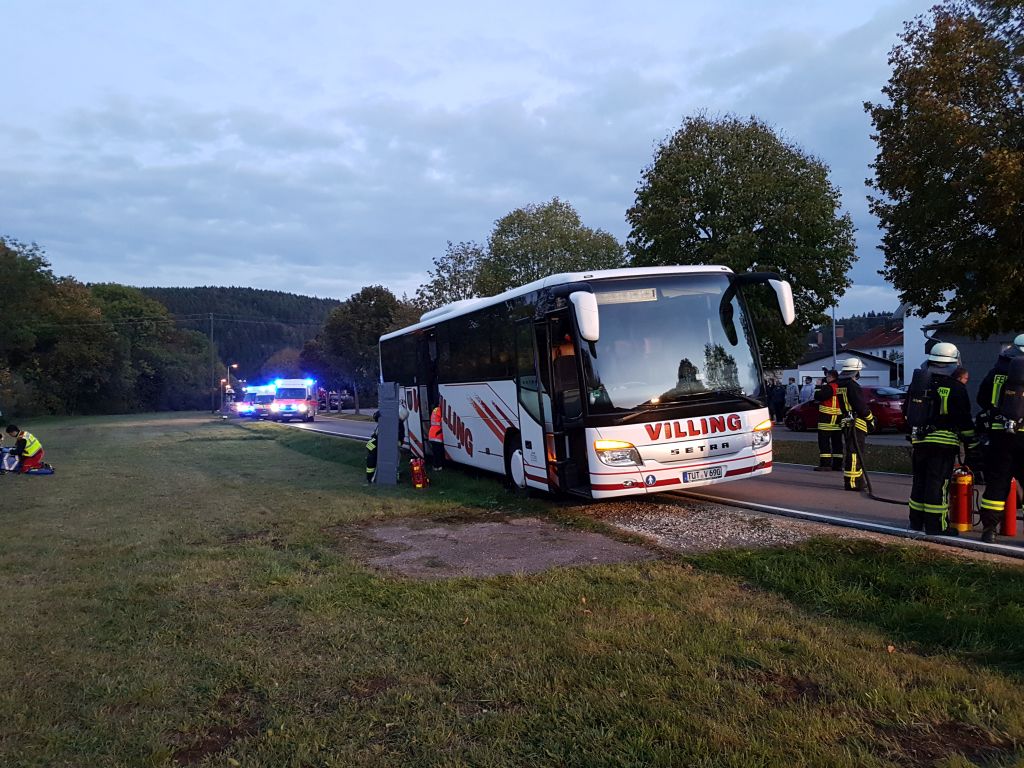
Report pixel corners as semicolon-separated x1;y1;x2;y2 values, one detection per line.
428;404;444;471
4;424;45;473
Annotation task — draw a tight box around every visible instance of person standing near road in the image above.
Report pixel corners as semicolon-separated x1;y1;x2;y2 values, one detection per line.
976;334;1024;543
835;359;875;491
769;380;786;423
906;343;977;535
800;376;815;403
428;404;444;471
814;369;843;472
784;377;800;410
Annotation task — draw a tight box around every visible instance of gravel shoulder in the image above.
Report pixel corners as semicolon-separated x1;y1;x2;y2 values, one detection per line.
590;496;1024;566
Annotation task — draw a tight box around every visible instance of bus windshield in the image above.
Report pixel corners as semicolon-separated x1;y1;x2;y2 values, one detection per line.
275;388;307;400
580;273;762;413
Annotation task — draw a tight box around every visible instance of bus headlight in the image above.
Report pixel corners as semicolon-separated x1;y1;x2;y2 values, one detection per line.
752;419;772;449
298;404;308;412
594;439;641;466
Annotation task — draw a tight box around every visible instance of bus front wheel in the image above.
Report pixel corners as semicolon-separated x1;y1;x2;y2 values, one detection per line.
504;432;527;492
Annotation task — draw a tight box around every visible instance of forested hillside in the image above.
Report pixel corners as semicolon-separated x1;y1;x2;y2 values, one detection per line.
142;287;341;377
1;238;213;416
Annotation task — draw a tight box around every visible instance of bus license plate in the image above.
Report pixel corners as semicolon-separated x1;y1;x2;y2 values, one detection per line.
682;466;724;483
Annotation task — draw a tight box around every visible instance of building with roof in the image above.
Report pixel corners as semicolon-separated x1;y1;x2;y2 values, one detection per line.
780;349;898;389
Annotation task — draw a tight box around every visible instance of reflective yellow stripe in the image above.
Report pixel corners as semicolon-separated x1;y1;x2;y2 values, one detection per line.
980;498;1005;511
993;375;1008;407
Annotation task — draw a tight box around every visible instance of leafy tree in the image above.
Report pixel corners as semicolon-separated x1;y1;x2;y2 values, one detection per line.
91;284;211;411
321;286;416;405
260;347;303;380
415;240;485;311
31;278;119;414
627;115;857;369
0;237;56;367
475;198;625;296
866;1;1024;336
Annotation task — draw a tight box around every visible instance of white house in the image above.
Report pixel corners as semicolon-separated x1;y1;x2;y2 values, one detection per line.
781;349;897;389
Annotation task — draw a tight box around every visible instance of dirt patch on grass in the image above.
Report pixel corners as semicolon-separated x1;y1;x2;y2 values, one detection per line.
335;516;657;579
347;675;398;701
169;686;267;765
868;720;1016;767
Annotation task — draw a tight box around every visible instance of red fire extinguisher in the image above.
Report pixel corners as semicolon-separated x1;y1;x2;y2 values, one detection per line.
410;458;429;489
949;465;974;533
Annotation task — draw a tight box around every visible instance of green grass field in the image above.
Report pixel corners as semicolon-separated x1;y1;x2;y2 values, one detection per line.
774;440;913;474
3;413;1023;767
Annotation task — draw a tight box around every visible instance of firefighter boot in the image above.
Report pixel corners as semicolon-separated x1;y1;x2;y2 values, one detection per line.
981;527;997;544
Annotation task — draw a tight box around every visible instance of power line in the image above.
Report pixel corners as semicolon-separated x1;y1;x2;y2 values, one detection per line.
30;313;324;330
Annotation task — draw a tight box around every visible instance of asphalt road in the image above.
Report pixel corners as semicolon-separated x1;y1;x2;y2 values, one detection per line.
282;415;376;441
272;415;1024;556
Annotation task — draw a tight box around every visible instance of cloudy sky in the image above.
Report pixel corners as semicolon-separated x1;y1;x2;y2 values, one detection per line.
2;1;931;315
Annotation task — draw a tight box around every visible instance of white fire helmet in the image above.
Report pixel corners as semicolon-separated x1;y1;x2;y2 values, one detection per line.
839;358;863;374
398;402;410;422
1015;333;1024;352
928;341;960;364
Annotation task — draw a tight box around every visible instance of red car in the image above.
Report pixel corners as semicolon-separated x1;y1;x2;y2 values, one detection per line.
784;386;907;433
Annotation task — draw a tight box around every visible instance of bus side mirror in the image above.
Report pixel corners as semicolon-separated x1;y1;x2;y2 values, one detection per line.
570;291;600;342
769;278;796;326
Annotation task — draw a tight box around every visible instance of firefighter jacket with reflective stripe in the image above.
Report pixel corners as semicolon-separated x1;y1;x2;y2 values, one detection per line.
428;406;443;442
16;431;42;458
814;382;842;431
912;370;976;448
836;376;875;433
976;350;1021;431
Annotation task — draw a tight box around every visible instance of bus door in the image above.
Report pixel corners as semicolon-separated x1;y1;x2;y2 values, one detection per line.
403;385;427;458
513;318;550;491
544;312;590;495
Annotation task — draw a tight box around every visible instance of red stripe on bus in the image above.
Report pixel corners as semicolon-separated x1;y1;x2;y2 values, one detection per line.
469;400;505;442
477;400;510;436
725;461;771;477
489;400;515;428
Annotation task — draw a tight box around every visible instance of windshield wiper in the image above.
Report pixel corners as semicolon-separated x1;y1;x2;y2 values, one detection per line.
616;389;762;423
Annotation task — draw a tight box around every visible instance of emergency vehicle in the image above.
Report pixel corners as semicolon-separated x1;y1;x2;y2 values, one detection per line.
234;386;260;417
237;384;276;419
379;266;795;499
270;378;318;422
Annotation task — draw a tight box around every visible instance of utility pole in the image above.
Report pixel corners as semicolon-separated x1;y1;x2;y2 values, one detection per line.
209;312;216;413
827;303;835;370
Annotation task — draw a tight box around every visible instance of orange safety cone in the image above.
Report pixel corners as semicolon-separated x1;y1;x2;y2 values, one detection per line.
1002;478;1018;537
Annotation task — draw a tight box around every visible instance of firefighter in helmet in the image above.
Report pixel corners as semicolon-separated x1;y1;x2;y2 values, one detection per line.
835;358;875;491
976;333;1024;542
813;368;843;471
906;342;976;535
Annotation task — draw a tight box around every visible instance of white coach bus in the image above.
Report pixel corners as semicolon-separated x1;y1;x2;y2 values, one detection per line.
379;266;795;499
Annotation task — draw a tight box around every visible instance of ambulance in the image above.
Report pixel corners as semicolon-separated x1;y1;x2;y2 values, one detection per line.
236;384;276;418
270;378;318;422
